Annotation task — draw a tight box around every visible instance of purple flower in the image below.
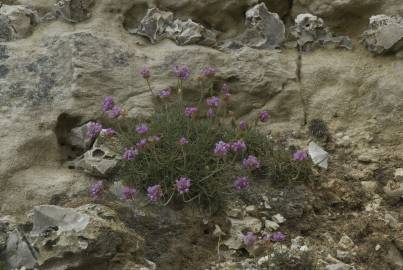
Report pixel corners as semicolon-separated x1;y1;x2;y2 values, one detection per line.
201;67;217;77
234;176;249;190
259;111;270;122
147;135;161;143
179;137;189;145
136;123;149;135
184;107;198;118
140;66;151;79
123;148;138;161
102;96;114;112
175;177;192;194
90;180;103;200
147;184;162;202
86;122;103;139
214;141;231;156
231;139;247;152
106;106;123;119
207;108;215;118
123;186;137;200
243;155;261;170
243;232;257;246
239;120;248;131
136;139;148;149
101;128;116;137
271;232;286;242
293;150;308;161
159;88;172;98
207;96;220;107
175;65;190;81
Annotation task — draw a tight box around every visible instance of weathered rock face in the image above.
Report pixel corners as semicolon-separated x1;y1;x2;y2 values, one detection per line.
2;204;145;270
0;5;36;41
55;0;95;23
362;15;403;54
240;3;285;49
291;13;352;50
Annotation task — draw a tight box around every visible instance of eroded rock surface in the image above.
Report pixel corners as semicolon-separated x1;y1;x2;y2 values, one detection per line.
362;15;403;54
0;4;36;41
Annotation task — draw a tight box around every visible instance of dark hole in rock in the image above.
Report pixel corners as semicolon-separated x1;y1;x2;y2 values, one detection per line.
55;113;82;146
92;149;105;157
122;2;149;31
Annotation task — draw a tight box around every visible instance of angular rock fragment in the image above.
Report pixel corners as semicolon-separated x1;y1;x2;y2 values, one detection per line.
362;15;403;54
291;13;352;51
0;5;37;41
73;137;120;177
308;141;329;169
129;8;174;44
130;8;217;47
55;0;95;23
167;19;217;46
241;3;285;49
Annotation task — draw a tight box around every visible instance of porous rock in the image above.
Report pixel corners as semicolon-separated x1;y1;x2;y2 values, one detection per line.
291;13;352;51
0;4;36;41
55;0;95;23
362;15;403;54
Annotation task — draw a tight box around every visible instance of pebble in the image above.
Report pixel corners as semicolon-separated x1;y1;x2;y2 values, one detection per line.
272;213;286;224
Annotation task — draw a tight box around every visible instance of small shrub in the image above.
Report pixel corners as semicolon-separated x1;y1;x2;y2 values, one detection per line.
308;118;330;141
93;65;312;207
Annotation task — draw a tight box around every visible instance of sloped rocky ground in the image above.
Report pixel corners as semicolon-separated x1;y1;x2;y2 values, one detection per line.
0;0;402;269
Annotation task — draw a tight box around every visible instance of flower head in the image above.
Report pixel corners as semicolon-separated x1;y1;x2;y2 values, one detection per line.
259;111;270;122
201;67;217;77
179;137;189;145
136;123;149;135
123;148;138;161
175;65;190;81
214;141;231;156
147;185;162;202
106;106;123;119
102;96;114;112
243;232;257;246
123;186;137;200
239;120;248;131
184;107;198;118
271;232;286;242
243;155;261;170
136;139;148;149
207;96;220;107
101;128;116;137
159;88;172;98
90;180;103;200
293;150;308;161
140;66;151;79
207;108;215;118
176;177;192;194
86;122;103;139
231;139;247;152
234;176;249;190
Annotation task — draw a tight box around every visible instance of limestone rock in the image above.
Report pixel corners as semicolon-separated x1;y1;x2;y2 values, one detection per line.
291;13;352;51
264;220;280;231
129;8;174;44
130;8;217;46
223;217;262;249
362;15;403;54
383;179;403;202
325;262;353;270
4;229;37;269
308;141;329;169
55;0;95;23
26;204;144;270
73;137;120;177
240;3;285;49
272;213;286;224
67;123;95;151
0;5;36;41
338;234;355;250
394;168;403;181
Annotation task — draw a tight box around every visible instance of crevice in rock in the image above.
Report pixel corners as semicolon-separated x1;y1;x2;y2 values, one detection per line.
54;113;83;160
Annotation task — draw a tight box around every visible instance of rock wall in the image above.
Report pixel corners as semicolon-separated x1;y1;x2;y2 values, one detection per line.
0;0;402;217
